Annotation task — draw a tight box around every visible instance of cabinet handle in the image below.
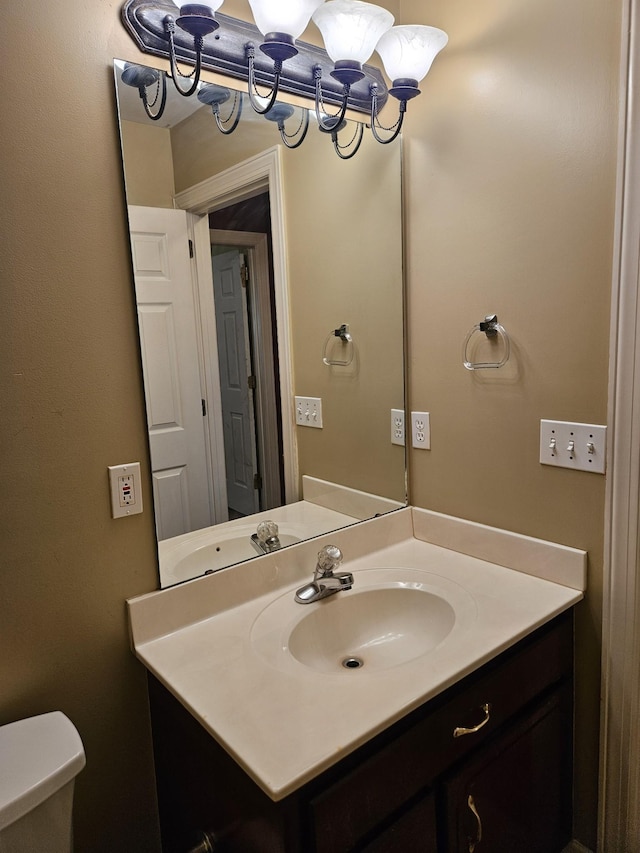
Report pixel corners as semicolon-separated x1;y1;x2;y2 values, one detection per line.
467;794;482;852
453;703;491;738
186;831;217;853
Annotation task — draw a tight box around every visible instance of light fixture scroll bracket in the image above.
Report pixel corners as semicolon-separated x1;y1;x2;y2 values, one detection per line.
121;0;389;114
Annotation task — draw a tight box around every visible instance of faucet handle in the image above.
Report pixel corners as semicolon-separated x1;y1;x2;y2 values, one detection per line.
317;545;343;574
256;520;279;543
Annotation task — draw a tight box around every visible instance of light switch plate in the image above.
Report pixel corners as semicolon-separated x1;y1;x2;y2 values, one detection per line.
295;396;323;428
539;420;606;474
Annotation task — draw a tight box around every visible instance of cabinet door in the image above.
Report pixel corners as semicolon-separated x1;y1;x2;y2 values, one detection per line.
443;685;572;853
359;792;438;852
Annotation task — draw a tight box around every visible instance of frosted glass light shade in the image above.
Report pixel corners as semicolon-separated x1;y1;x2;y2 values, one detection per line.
168;0;224;9
247;0;325;39
312;0;394;65
375;25;448;84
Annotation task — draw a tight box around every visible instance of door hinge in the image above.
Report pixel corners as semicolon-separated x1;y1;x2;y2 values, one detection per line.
188;239;194;259
253;473;262;491
201;399;207;416
240;264;248;287
247;375;257;390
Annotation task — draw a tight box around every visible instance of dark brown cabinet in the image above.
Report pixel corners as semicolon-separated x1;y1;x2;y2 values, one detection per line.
148;610;574;853
443;685;572;852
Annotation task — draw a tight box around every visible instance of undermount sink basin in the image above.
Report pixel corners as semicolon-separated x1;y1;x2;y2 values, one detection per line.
251;568;477;674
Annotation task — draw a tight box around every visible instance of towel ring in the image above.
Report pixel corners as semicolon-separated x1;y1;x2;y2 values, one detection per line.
323;323;354;366
463;314;510;370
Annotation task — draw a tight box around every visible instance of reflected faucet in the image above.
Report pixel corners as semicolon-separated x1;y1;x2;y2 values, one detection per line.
251;520;282;555
295;545;354;604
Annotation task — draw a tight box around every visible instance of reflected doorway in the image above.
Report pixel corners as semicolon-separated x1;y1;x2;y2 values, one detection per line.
209;192;284;518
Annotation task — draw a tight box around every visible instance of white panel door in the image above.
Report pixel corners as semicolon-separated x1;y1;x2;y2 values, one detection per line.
128;206;212;540
212;250;259;517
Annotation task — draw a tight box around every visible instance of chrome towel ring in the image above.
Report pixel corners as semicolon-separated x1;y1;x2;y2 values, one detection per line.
323;323;354;366
463;314;511;370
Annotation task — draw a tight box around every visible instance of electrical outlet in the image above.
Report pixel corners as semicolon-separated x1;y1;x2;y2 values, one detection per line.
539;420;606;473
391;408;405;446
108;462;143;518
411;411;431;449
295;396;323;428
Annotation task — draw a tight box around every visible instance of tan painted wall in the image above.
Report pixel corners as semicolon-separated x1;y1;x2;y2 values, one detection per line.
0;1;163;851
120;120;175;207
284;128;404;500
0;0;621;852
171;109;405;501
171;105;282;189
400;0;621;846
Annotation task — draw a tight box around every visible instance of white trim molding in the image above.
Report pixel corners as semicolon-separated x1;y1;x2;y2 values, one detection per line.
600;0;640;849
174;147;299;505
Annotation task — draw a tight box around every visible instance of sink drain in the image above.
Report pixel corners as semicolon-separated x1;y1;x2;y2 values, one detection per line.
342;656;364;669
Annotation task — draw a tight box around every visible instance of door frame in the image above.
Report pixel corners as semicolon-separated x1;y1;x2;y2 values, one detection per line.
599;0;640;847
175;146;298;512
210;230;283;512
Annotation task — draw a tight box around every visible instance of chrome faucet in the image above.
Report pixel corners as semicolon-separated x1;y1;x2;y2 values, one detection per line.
250;520;282;555
295;545;353;604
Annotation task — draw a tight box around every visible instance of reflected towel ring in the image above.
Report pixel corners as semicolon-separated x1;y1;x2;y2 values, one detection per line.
463;314;511;370
323;323;354;366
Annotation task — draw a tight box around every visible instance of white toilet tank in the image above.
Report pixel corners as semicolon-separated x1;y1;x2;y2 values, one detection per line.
0;712;85;853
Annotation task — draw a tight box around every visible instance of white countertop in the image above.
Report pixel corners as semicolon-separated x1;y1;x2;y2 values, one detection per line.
128;507;584;800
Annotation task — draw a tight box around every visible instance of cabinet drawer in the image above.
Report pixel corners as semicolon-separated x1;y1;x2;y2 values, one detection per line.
309;612;572;853
443;683;573;853
428;610;572;769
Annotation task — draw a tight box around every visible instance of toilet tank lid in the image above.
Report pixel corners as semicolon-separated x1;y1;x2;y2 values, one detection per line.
0;711;86;831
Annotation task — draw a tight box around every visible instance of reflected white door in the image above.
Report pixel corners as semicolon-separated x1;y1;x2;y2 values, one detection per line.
212;249;259;517
128;206;212;539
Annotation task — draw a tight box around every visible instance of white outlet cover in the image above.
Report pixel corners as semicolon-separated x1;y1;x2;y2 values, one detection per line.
539;420;606;474
108;462;143;518
411;411;431;450
391;408;405;446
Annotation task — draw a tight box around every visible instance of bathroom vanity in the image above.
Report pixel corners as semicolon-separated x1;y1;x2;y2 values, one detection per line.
149;612;572;852
127;508;584;853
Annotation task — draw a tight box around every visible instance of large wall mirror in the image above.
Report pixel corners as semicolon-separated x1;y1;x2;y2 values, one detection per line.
114;59;406;588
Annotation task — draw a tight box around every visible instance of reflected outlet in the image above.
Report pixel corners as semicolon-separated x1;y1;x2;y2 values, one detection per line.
391;409;405;446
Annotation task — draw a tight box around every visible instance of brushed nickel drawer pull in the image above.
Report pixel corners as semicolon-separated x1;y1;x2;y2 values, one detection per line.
467;794;482;852
453;703;492;738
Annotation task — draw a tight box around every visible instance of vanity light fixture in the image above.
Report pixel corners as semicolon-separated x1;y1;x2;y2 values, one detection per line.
370;23;448;144
121;0;448;155
197;83;243;134
245;0;325;113
166;0;224;97
262;102;310;149
311;0;393;132
120;63;168;121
